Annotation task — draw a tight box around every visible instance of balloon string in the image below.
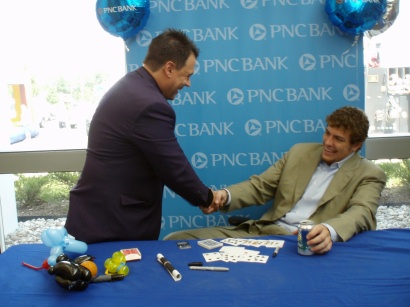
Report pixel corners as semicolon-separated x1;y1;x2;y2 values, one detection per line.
22;262;44;270
124;42;129;52
342;35;359;55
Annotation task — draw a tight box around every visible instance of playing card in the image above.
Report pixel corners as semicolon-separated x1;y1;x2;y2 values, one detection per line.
219;246;245;254
263;240;285;248
203;252;222;262
252;255;269;264
248;240;264;247
220;238;241;246
237;249;260;262
120;248;142;261
221;253;238;262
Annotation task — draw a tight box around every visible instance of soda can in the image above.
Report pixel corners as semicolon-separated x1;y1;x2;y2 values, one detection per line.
297;220;315;256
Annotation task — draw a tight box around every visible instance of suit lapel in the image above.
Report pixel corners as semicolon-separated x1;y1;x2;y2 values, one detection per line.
318;153;360;206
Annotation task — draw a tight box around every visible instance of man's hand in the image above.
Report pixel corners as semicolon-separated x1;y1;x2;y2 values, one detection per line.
200;205;214;214
291;224;333;254
306;224;333;254
200;190;227;214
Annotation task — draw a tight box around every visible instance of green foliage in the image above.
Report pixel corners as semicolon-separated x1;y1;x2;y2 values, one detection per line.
46;90;59;104
396;159;410;188
14;172;80;207
378;159;410;188
30;71;109;105
40;181;70;204
49;172;80;188
15;174;49;207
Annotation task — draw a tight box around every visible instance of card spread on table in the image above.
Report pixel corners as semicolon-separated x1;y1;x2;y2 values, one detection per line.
203;249;269;264
220;238;285;248
201;239;284;264
203;246;271;264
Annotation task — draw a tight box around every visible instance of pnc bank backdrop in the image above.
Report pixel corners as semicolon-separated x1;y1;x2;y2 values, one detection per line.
125;0;364;238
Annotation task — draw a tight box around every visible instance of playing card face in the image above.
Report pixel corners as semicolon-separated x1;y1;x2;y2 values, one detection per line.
219;246;245;253
242;253;256;262
221;253;238;262
263;240;285;248
219;246;244;262
203;252;222;262
220;238;242;246
252;255;269;264
248;240;264;247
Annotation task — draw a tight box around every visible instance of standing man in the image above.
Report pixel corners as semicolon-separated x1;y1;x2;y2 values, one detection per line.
165;106;386;254
65;29;213;243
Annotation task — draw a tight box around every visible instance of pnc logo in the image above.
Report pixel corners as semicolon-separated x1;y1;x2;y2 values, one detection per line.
241;0;258;9
343;84;360;101
245;119;262;136
136;30;152;47
191;152;208;169
249;24;267;41
194;62;200;75
299;54;316;71
227;88;245;105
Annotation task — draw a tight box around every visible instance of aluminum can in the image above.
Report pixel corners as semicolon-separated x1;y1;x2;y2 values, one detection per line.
297;220;315;256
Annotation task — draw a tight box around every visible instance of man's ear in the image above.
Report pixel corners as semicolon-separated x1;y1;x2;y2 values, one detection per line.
164;61;175;77
352;142;363;152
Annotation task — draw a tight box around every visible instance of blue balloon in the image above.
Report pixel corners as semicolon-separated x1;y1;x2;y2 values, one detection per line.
325;0;387;35
41;228;88;266
367;0;399;38
96;0;150;41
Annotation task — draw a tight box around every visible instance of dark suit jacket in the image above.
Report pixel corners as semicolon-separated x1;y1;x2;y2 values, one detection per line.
223;143;386;241
65;67;211;243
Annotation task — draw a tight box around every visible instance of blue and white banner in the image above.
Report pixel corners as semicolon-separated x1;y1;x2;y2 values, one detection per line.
124;0;364;238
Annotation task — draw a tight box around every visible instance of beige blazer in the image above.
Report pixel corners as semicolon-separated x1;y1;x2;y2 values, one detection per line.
224;143;386;242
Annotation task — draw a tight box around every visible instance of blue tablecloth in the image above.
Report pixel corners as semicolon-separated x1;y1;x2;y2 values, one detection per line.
1;229;409;306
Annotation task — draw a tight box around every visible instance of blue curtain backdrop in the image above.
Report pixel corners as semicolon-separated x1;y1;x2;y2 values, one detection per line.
124;1;364;239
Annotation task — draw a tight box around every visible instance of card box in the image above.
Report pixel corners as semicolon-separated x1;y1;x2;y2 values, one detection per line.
197;239;223;250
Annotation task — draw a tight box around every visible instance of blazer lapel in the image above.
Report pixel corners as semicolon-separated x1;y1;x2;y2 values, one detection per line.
318;153;360;206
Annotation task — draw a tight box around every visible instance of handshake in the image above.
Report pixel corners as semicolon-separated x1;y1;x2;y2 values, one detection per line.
201;189;229;214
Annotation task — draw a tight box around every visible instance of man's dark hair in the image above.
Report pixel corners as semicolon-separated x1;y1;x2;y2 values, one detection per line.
326;106;369;145
143;28;200;72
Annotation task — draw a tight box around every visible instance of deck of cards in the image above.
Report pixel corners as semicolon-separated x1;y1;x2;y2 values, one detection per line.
197;239;223;250
120;248;142;261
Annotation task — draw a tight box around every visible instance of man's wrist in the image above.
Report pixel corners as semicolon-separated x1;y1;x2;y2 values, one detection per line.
321;223;340;242
222;188;230;206
206;188;214;207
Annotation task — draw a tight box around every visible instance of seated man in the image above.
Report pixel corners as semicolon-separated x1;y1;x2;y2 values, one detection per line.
164;106;387;254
